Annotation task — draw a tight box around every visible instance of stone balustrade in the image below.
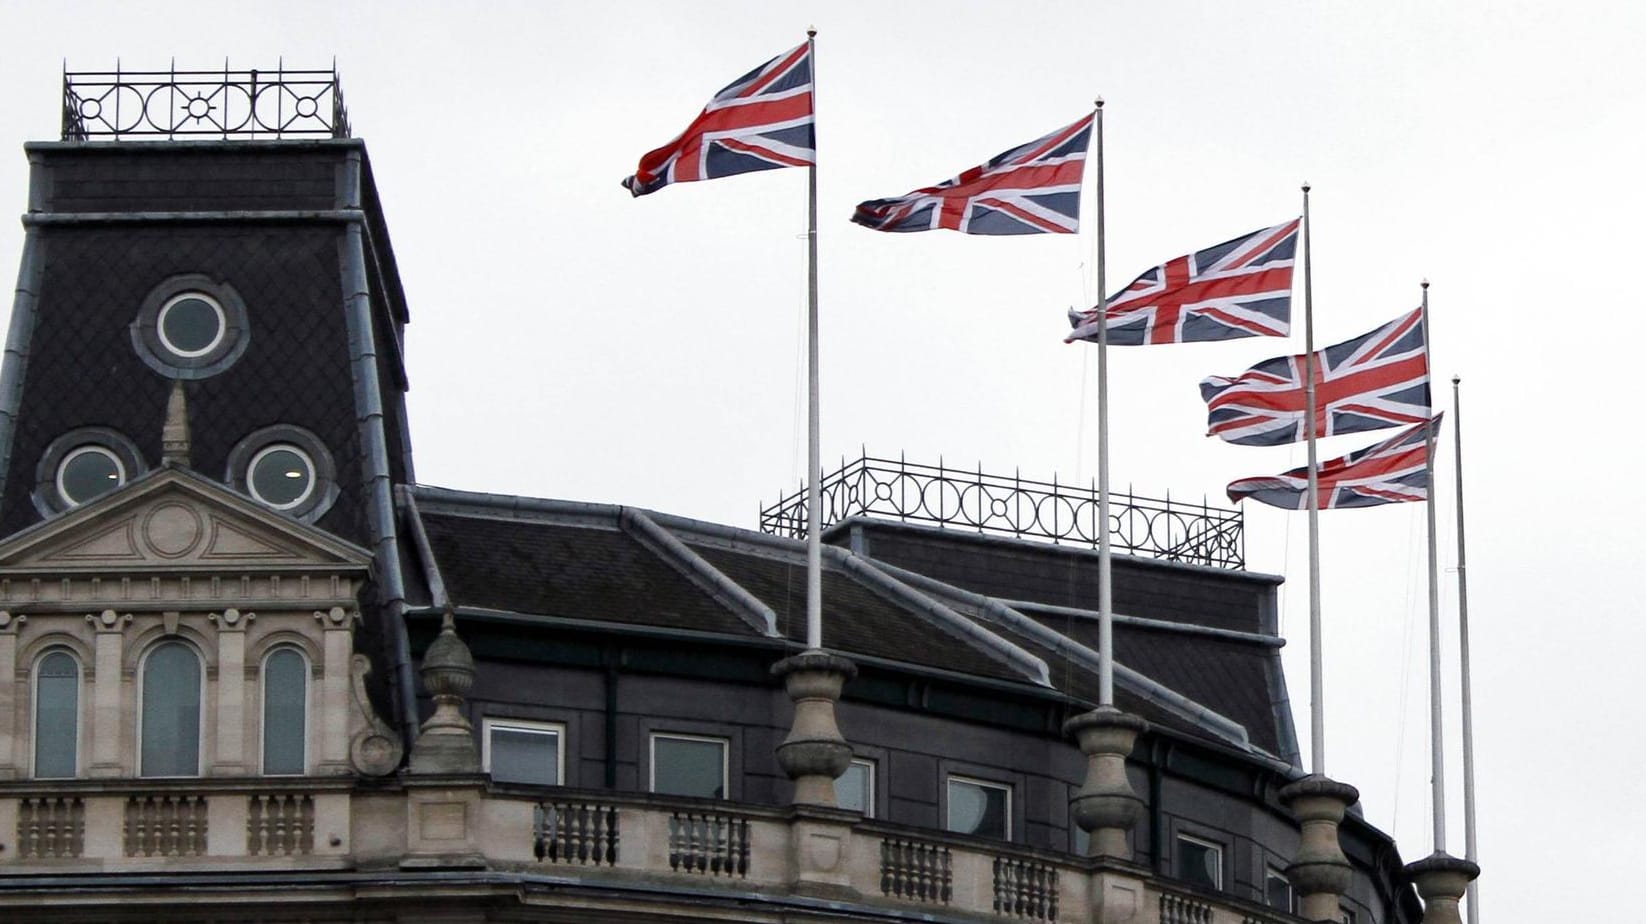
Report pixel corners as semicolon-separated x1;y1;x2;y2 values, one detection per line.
0;780;1325;924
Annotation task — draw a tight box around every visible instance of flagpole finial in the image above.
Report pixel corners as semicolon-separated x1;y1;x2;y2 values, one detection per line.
1421;278;1431;289
1302;181;1311;193
1452;374;1461;385
807;25;816;38
1094;96;1104;109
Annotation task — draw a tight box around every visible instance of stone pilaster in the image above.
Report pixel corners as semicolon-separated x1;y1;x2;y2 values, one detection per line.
315;606;355;774
771;650;856;807
1280;775;1359;921
0;611;24;778
408;608;479;775
208;607;252;774
1405;852;1479;924
1065;707;1147;860
86;609;131;777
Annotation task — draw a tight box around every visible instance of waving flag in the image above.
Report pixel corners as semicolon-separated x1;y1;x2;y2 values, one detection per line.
1067;219;1300;345
1200;308;1430;446
1227;415;1441;509
622;42;814;197
851;114;1092;235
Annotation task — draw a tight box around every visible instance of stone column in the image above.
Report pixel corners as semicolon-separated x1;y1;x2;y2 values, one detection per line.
1065;707;1147;860
86;609;130;778
1405;852;1479;924
209;608;251;774
1280;775;1360;921
408;608;479;774
772;650;856;806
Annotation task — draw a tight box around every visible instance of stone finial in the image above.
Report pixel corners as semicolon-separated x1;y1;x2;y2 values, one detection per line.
162;379;191;467
1405;852;1480;924
772;649;856;806
1065;706;1148;859
1280;774;1360;921
409;607;480;774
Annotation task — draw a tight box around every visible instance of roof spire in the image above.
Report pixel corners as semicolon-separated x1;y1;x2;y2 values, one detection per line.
162;379;191;467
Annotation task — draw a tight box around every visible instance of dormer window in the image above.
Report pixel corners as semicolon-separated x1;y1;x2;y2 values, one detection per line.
33;427;146;516
248;444;317;511
226;425;338;522
56;445;125;506
130;273;250;380
156;292;228;359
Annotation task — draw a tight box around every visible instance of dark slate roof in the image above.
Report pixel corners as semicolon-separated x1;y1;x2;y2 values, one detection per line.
690;544;1027;683
417;513;755;637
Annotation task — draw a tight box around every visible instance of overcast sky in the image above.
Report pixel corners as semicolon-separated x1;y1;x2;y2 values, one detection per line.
2;2;1641;919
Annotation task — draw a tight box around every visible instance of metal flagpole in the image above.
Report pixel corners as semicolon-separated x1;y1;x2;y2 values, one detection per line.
804;27;823;652
1421;280;1447;851
1093;98;1113;707
1300;184;1324;776
1453;375;1479;924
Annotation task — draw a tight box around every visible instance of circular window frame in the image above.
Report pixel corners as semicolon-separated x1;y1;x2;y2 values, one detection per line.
55;445;127;508
156;292;229;359
33;427;148;517
246;443;318;511
131;274;251;380
226;425;338;523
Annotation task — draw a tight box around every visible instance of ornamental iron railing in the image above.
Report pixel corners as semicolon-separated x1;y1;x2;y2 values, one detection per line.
760;453;1244;570
62;61;350;140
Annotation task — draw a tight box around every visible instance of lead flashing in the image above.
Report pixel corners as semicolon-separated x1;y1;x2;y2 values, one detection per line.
618;507;778;637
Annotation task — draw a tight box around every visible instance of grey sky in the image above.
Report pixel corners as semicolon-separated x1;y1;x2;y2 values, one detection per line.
2;2;1641;919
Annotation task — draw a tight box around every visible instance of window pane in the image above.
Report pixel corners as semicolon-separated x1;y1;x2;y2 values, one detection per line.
835;760;872;815
1175;837;1221;890
653;736;725;798
947;778;1009;840
1267;871;1294;911
262;649;307;775
491;726;560;786
34;652;78;778
141;642;201;777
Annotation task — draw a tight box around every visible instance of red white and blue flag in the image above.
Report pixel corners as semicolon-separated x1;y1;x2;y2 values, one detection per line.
622;43;814;197
1226;415;1441;509
1199;307;1430;446
851;114;1093;235
1067;219;1300;345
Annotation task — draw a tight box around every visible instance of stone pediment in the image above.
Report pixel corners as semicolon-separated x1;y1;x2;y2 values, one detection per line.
0;466;371;576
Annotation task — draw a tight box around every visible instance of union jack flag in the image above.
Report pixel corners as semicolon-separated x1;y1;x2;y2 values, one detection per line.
851;114;1092;235
1066;219;1300;345
1199;308;1430;446
622;43;814;197
1226;415;1441;509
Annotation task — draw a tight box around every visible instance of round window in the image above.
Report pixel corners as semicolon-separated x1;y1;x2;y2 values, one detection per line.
247;444;316;510
55;445;126;506
156;293;227;359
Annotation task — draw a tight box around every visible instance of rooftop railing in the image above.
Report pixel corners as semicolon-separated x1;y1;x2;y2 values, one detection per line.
62;61;350;141
760;452;1245;570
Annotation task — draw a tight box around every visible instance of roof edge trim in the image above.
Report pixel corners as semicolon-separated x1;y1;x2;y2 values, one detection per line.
396;486;448;609
998;598;1285;648
618;507;778;638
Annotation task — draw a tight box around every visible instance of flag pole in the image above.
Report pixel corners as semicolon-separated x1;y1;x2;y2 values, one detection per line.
1300;183;1324;776
804;27;823;652
1421;280;1447;852
1092;98;1113;707
1453;374;1479;924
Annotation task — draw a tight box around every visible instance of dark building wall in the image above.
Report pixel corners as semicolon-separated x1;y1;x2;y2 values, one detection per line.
31;143;351;214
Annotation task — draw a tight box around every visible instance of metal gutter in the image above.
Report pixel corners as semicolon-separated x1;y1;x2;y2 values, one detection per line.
617;507;778;637
0;225;45;513
339;200;416;756
869;560;1254;751
824;546;1051;687
407;485;620;530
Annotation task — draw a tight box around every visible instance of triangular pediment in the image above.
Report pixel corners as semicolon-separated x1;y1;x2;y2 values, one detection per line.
0;466;371;575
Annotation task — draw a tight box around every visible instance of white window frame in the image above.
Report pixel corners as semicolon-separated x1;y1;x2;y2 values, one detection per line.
1174;833;1224;890
836;757;876;817
55;444;126;507
945;774;1013;842
1265;866;1294;912
247;443;318;510
482;717;566;786
136;640;205;778
648;732;728;799
156;291;229;359
259;646;310;776
30;648;82;779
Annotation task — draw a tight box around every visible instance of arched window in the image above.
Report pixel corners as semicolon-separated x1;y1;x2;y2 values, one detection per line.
262;647;307;775
33;650;80;778
140;641;202;777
